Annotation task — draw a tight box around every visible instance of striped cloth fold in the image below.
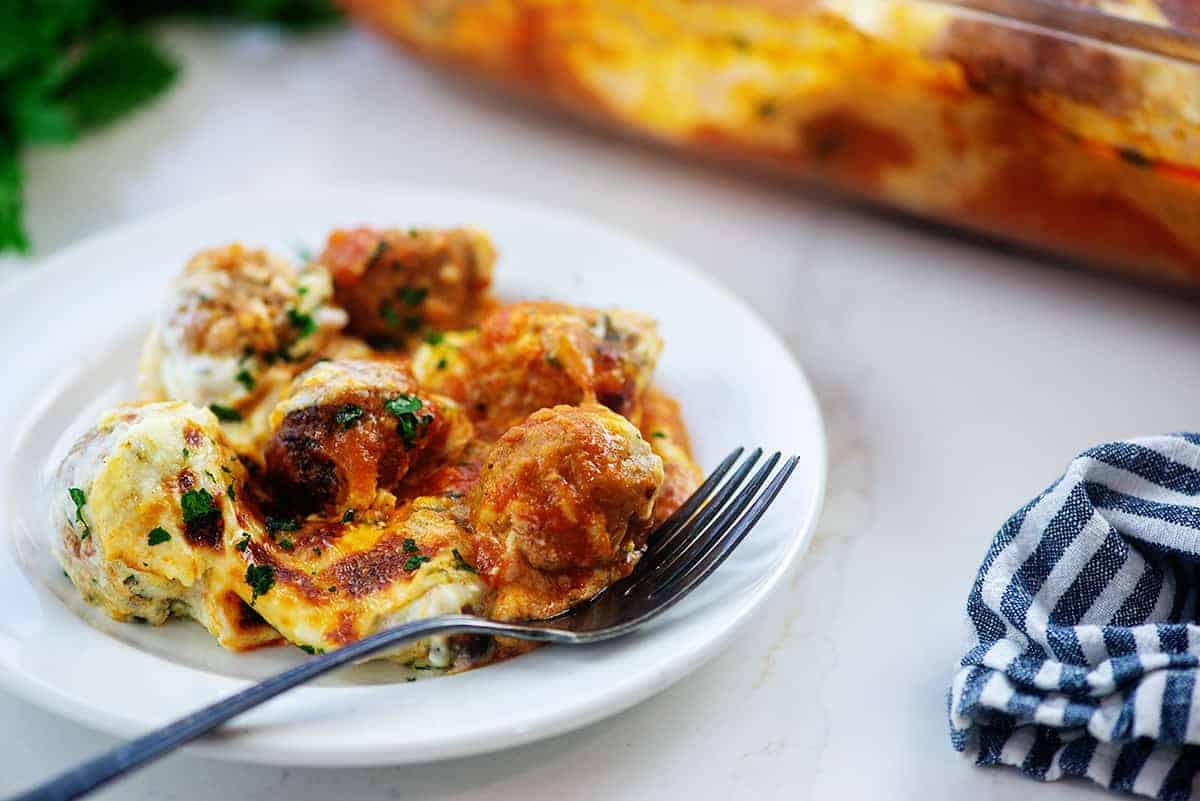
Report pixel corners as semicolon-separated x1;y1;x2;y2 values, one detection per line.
950;434;1200;799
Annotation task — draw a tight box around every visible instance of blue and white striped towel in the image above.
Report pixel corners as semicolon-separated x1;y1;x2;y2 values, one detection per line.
950;435;1200;799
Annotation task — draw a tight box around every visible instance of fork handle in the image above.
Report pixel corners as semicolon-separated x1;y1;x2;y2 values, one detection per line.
9;616;556;801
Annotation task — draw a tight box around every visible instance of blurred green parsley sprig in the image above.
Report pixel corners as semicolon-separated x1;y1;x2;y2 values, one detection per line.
0;0;340;253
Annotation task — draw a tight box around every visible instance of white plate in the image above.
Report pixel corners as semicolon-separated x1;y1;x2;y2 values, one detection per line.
0;185;826;766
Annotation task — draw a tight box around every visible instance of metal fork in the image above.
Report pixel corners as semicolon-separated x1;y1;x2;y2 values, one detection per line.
11;447;798;801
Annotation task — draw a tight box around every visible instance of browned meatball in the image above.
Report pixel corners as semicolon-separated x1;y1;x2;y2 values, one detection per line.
470;404;664;621
320;226;495;347
461;302;662;437
264;360;467;514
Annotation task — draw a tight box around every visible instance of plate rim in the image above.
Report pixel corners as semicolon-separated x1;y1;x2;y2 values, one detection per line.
0;183;828;766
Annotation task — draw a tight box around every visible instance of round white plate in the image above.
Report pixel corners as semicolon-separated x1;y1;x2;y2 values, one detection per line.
0;185;826;766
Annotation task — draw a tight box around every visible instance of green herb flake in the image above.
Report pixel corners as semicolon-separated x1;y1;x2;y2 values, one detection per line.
342;508;356;523
182;447;189;458
226;483;236;501
181;489;215;523
398;286;428;306
68;487;89;538
404;315;422;332
334;404;364;429
380;301;401;328
653;431;667;439
287;308;316;338
327;585;338;593
312;546;322;556
68;484;87;527
436;358;448;371
423;330;445;346
403;554;431;572
209;404;242;422
367;239;390;267
235;368;255;391
266;515;301;533
147;527;171;546
384;394;432;447
235;533;251;552
403;537;419;553
245;563;275;603
299;644;324;655
452;548;476;573
277;536;295;551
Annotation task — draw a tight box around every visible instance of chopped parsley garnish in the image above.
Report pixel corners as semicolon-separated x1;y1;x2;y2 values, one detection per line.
68;487;90;538
407;227;419;238
423;330;444;346
327;585;337;593
147;527;171;546
342;508;356;523
600;313;620;343
295;244;314;263
380;301;401;328
403;537;418;553
299;644;324;655
182;447;189;458
404;315;422;332
220;465;232;474
436;358;448;371
245;563;275;603
334;404;364;429
312;546;322;556
452;548;476;573
235;533;251;552
287;307;317;338
409;662;435;670
226;483;236;501
403;555;430;572
398;286;427;306
653;431;667;439
545;353;562;369
384;394;432;447
180;489;215;524
235;368;255;391
297;286;308;296
367;239;390;267
209;404;242;422
265;515;301;533
277;537;295;551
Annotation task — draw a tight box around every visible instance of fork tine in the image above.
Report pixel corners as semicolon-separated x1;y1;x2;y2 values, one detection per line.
643;446;744;558
650;451;781;586
638;448;762;574
649;455;799;602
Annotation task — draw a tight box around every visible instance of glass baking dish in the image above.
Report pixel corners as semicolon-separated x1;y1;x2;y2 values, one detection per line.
344;0;1200;285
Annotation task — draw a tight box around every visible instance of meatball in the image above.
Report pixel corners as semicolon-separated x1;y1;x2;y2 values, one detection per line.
471;404;664;620
53;402;279;650
461;302;662;435
138;244;347;454
264;359;471;515
320;226;495;347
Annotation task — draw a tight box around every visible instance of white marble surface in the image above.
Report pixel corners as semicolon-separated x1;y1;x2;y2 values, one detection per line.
4;23;1198;801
